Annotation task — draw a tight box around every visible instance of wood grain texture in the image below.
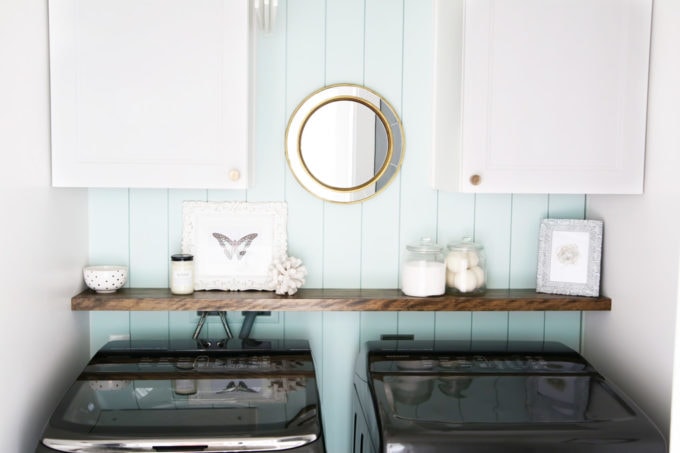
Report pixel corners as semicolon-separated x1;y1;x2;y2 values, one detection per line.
72;288;611;312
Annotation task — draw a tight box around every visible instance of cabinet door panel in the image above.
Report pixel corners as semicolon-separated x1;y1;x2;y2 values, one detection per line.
49;0;251;189
433;0;652;194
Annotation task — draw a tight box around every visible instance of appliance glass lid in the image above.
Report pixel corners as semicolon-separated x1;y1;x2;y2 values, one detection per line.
373;373;634;426
369;352;592;374
46;373;320;445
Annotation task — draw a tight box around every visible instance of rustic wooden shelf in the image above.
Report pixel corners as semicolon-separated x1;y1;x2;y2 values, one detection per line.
71;288;611;312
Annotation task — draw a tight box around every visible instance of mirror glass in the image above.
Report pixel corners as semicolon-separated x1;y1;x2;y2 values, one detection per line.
286;84;404;203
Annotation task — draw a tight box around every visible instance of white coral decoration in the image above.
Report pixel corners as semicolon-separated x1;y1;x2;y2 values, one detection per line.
270;256;307;295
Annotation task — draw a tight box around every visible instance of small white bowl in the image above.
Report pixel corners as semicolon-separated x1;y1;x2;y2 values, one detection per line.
83;265;128;293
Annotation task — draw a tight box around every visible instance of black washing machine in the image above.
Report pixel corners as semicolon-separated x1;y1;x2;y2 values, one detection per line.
36;338;325;452
352;339;666;453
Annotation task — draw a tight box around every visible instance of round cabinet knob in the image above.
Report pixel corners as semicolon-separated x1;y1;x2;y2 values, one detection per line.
469;174;481;186
228;169;241;182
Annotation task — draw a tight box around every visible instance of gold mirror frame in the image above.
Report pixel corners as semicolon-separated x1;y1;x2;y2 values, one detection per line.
285;84;405;203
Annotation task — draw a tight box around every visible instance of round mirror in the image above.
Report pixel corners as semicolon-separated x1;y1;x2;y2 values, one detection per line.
285;84;405;203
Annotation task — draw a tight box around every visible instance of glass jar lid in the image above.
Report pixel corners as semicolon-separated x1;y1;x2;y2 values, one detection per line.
171;254;194;261
406;237;443;253
447;236;483;251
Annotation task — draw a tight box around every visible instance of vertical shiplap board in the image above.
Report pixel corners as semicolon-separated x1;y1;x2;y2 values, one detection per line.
89;189;130;354
435;312;472;340
360;193;401;287
475;194;512;288
322;312;360;453
508;195;549;341
472;194;512;340
544;194;586;351
364;0;404;100
248;5;287;203
398;0;436;330
325;0;364;85
321;0;364;452
438;193;475;244
360;0;404;290
283;0;326;352
323;0;363;288
284;0;325;288
283;0;327;444
398;311;435;338
548;194;586;220
129;189;169;286
545;312;582;351
129;311;169;341
168;190;206;339
323;203;362;287
471;312;509;341
232;13;291;340
128;189;169;339
508;311;545;342
88;189;130;266
509;195;548;288
361;312;399;341
322;3;365;450
169;190;208;255
400;0;437;251
436;193;475;340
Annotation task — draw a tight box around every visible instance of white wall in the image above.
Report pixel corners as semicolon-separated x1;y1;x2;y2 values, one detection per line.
0;0;90;451
584;0;680;444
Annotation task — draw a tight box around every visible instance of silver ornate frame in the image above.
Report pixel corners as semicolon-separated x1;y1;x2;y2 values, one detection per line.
536;219;603;297
182;201;287;291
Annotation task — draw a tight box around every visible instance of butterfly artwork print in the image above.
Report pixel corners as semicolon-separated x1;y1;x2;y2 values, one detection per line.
212;232;258;260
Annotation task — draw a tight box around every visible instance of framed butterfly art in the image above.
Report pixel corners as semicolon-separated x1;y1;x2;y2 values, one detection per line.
182;201;287;291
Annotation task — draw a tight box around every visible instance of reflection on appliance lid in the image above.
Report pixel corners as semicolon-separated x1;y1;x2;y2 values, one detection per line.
378;375;635;426
51;376;318;437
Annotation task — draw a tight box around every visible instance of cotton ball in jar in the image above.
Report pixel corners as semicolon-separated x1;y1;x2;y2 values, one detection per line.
446;269;457;288
466;250;480;268
454;269;477;293
446;251;468;273
470;266;485;289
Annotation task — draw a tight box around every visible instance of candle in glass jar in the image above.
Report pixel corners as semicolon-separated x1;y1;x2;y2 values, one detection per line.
170;254;194;295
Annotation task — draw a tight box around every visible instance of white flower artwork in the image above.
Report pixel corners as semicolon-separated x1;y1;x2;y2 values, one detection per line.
536;219;603;297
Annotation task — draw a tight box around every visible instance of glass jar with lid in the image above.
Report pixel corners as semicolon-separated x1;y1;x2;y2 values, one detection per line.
170;253;194;295
445;236;486;295
401;237;446;297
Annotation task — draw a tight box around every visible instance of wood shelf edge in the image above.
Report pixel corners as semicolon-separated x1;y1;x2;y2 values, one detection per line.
71;288;612;312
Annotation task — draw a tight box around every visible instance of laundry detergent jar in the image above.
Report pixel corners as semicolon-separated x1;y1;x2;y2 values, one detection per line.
401;237;446;297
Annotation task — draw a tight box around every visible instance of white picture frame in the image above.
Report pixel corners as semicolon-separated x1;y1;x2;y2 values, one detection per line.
536;219;603;297
182;201;287;291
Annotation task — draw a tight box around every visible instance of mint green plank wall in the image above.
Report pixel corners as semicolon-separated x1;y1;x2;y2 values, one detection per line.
88;2;587;452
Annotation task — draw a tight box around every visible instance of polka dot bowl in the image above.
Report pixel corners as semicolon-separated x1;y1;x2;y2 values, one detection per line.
83;265;128;293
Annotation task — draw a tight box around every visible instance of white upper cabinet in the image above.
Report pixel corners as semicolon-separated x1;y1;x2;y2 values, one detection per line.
48;0;252;189
432;0;652;194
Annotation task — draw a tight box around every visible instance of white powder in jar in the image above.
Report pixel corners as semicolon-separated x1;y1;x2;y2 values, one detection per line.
401;260;446;297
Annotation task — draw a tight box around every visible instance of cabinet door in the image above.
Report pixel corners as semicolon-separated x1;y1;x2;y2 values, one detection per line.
49;0;251;189
432;0;652;194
